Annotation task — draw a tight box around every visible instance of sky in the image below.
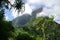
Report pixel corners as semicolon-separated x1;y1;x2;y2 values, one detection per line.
5;0;60;24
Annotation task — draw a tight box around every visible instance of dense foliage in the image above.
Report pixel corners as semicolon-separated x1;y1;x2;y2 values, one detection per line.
0;11;60;40
22;17;60;40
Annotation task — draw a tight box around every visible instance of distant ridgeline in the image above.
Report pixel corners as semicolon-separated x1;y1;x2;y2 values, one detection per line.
12;7;43;27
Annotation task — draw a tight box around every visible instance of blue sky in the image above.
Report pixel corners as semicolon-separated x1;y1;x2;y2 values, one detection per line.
4;9;14;21
5;0;60;24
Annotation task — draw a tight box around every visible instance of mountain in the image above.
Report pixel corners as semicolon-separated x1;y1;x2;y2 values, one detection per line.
12;14;31;27
12;7;43;27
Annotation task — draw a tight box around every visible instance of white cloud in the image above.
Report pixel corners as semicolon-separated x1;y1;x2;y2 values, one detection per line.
23;4;32;15
5;16;7;20
11;8;19;18
9;0;15;5
4;14;9;21
27;0;43;4
25;0;60;24
54;16;60;24
10;2;32;18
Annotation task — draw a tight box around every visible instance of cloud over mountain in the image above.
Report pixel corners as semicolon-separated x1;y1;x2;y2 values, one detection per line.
5;0;60;24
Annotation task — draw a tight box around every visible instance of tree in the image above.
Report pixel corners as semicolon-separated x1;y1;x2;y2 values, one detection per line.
22;16;60;40
0;8;15;40
0;0;24;40
32;17;60;40
15;33;36;40
0;0;23;10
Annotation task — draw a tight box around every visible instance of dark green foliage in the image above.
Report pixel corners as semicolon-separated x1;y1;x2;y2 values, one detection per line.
0;10;15;40
0;10;4;21
15;0;24;10
0;21;14;40
0;0;23;10
15;33;36;40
